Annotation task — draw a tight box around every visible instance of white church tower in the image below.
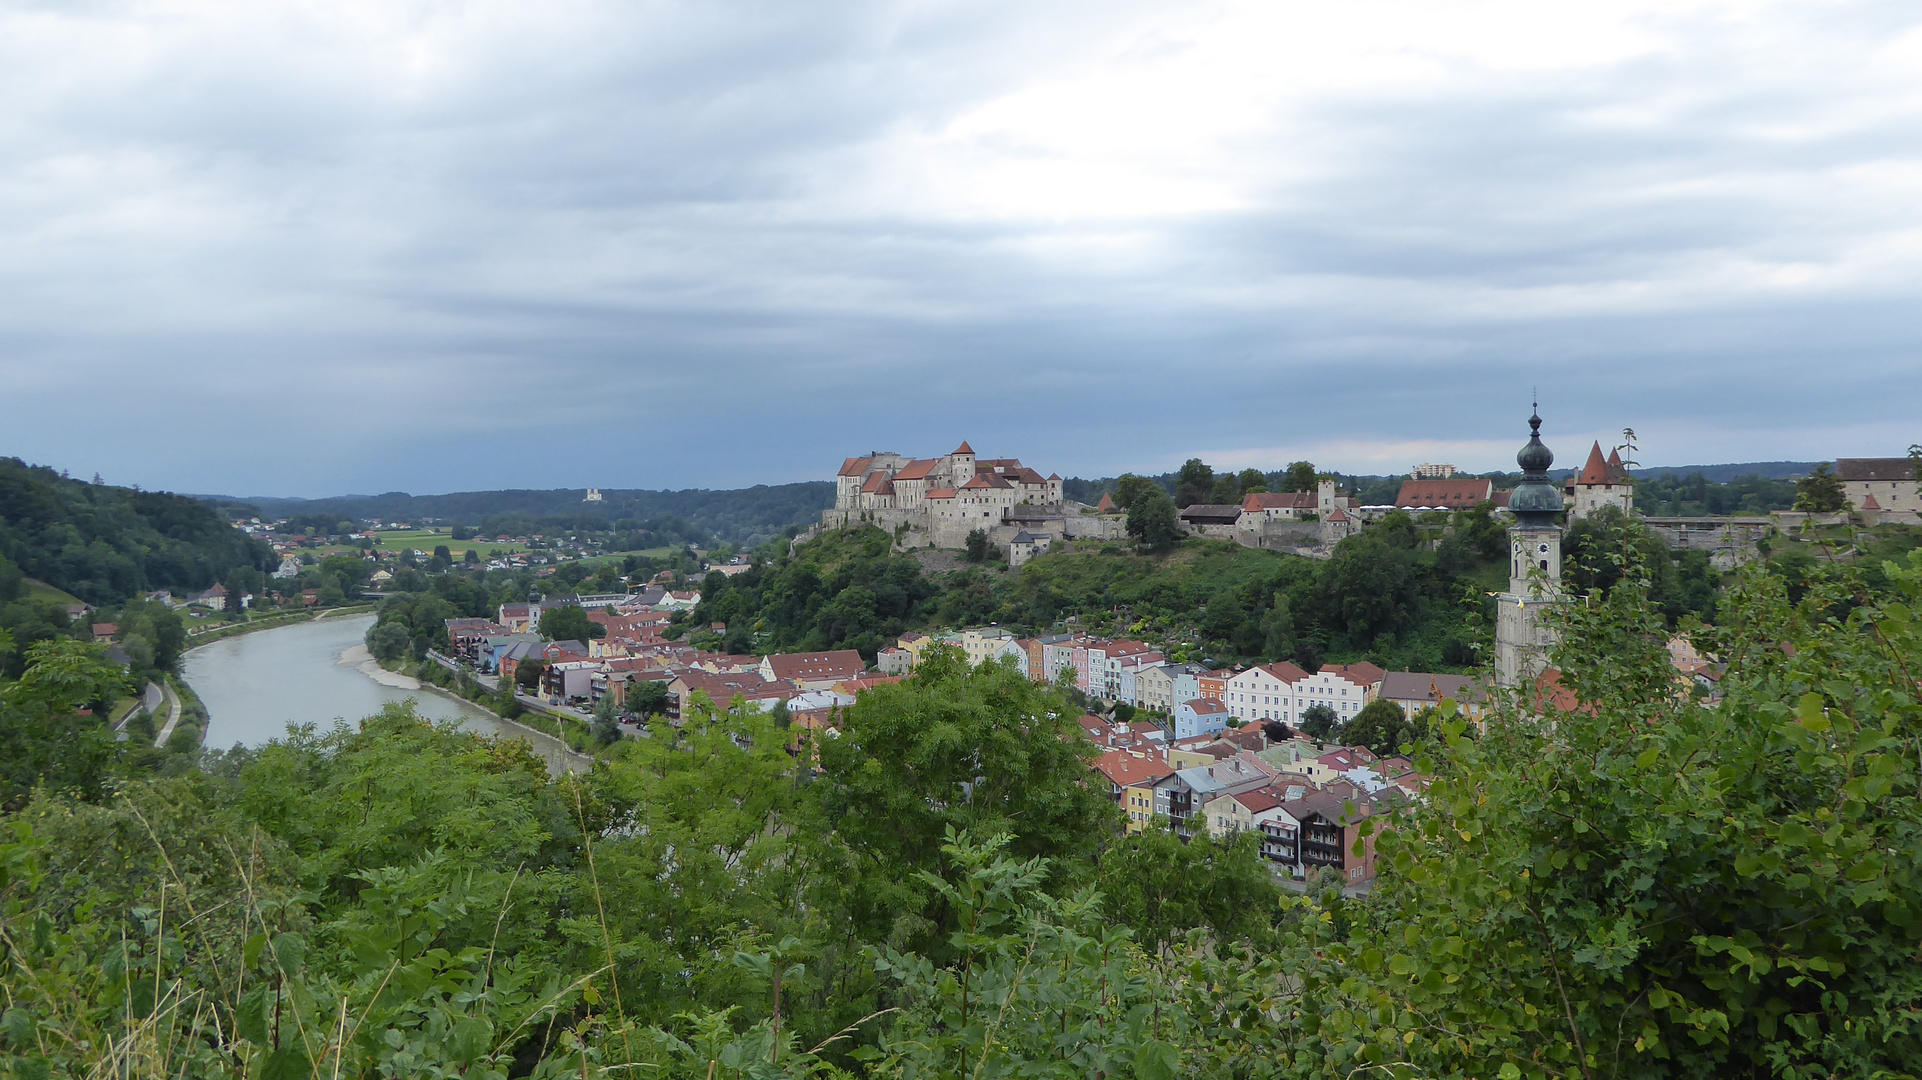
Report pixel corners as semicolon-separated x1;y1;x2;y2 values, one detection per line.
1495;407;1565;688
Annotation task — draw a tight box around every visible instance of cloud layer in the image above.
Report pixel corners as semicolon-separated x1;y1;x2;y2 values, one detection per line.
3;0;1919;494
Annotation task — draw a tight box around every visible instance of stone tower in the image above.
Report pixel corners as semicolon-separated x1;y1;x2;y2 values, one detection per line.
1495;408;1565;688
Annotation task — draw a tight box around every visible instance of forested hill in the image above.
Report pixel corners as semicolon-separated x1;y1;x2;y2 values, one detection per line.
0;458;276;604
220;482;834;547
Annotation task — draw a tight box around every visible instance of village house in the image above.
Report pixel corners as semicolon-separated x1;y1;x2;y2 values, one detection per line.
1224;662;1308;723
1836;457;1922;514
760;649;867;691
1379;671;1487;722
1170;697;1231;740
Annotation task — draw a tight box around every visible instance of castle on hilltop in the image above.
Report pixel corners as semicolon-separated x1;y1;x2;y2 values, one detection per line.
822;442;1124;552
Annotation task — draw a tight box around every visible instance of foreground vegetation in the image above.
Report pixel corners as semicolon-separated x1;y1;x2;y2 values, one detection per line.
1;535;1918;1077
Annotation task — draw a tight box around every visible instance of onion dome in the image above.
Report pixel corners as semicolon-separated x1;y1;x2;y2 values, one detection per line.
1508;408;1564;526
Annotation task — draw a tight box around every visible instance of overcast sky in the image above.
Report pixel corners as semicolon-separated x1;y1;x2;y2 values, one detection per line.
3;0;1919;496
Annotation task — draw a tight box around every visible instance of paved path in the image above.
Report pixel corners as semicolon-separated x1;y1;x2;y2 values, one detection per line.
153;681;184;747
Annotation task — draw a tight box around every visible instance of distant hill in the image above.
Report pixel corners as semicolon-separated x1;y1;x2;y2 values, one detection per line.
0;458;276;605
1627;462;1822;482
207;482;836;549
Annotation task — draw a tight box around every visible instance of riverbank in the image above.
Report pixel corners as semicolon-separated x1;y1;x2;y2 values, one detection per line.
182;603;379;653
349;645;595;771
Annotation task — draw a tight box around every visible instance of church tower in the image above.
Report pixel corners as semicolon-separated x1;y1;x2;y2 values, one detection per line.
1495;407;1565;688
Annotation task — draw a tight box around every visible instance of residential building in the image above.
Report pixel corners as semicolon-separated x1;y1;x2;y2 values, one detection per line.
1836;458;1922;514
1008;530;1053;567
1293;662;1384;725
876;646;913;675
1134;661;1206;715
1379;671;1488;722
957;628;1025;669
1411;463;1459;479
1152;761;1271;840
1170;698;1231;740
760;650;866;691
1091;751;1175;832
1224;662;1308;723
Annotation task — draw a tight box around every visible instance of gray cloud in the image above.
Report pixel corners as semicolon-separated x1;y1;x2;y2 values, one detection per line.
1;1;1919;495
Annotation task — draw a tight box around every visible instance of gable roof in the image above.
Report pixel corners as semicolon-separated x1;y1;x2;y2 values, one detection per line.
1242;491;1316;511
961;471;1012;490
1179;504;1243;525
1394;478;1494;509
926;488;957;500
764;650;866;682
1836;458;1920;482
1179;697;1229;715
1380;671;1487;706
839;456;873;477
893;458;939;481
1319;661;1386;688
860;472;895;495
1093;750;1173;788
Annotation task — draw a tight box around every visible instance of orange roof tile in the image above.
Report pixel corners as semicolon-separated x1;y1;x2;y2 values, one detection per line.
839;456;872;477
1576;442;1612;486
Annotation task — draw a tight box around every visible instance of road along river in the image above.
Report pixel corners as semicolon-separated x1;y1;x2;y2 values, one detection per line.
182;613;588;774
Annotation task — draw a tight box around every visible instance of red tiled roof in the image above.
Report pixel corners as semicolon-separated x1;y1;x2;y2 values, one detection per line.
765;650;866;682
839;456;873;477
1260;661;1311;684
1232;788;1282;813
1862;493;1883;510
1576;442;1612;487
1605;448;1628;482
1242;491;1316;511
961;472;1012;490
893;458;938;481
1181;697;1229;714
1093;749;1174;788
926;488;957;499
1394;479;1494;508
1320;661;1385;687
1096;493;1115;511
953;441;975;455
860;472;895;495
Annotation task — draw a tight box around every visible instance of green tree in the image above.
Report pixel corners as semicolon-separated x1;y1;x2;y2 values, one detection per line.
1174;458;1214;508
1209;475;1241;504
514;657;545;690
1336;696;1421;756
964;528;992;563
1299;702;1339;741
1126;492;1180;550
1236;467;1267;495
1794;461;1846;511
0;638;128;806
592;690;623;747
366;620;411;663
1280;460;1318;492
1113;473;1158;512
1095;821;1278;953
811;647;1118;947
625;678;670;717
537;603;602;642
1344;551;1922;1078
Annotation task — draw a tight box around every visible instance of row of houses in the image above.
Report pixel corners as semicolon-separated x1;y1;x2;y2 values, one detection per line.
877;627;1489;732
1084;714;1422;884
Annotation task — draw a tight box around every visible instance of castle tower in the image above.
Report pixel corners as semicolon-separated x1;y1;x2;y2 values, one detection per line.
1495;408;1565;688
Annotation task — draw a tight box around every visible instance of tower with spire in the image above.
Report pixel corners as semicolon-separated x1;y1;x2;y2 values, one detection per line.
1495;406;1566;688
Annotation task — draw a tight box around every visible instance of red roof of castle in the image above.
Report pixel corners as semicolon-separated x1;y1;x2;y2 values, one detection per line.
1576;442;1613;486
893;458;938;480
1096;493;1115;511
1243;491;1315;511
839;456;872;477
1394;479;1494;508
860;472;895;495
961;472;1012;490
953;441;975;455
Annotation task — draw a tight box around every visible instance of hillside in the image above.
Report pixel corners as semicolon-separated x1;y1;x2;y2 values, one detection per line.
0;458;275;605
212;481;834;547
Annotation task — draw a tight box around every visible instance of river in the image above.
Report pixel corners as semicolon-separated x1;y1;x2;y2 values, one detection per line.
182;614;588;774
